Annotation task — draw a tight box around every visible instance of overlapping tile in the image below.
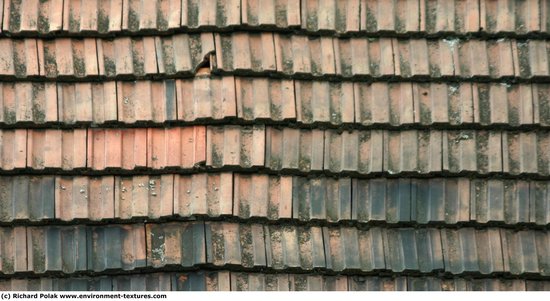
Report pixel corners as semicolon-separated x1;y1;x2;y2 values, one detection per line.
234;174;292;220
174;173;233;217
236;77;295;121
115;175;174;219
265;127;324;172
56;176;115;221
88;224;146;272
0;227;27;274
179;77;236;121
146;222;206;268
206;125;265;168
0;176;55;222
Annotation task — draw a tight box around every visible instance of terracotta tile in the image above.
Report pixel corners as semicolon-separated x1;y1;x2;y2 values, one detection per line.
265;127;324;172
426;39;457;77
0;39;15;76
181;0;240;28
205;222;266;268
241;0;300;28
98;37;158;77
503;132;538;175
0;176;55;222
90;81;118;124
42;38;98;78
88;224;146;271
58;83;93;123
0;82;57;124
530;181;550;225
122;0;176;31
443;130;501;173
424;0;480;33
385;228;443;272
289;199;331;232
0;227;27;274
447;83;473;125
173;271;230;291
265;225;325;270
472;83;507;125
411;178;470;224
112;273;171;291
533;84;550;126
506;84;534;126
363;0;394;32
301;0;360;32
352;179;410;223
2;0;61;33
234;174;292;220
275;34;337;76
527;281;550;291
501;229;540;275
394;39;430;77
335;38;370;77
413;83;449;125
27;226;87;273
354;82;414;126
207;125;265;168
156;33;215;75
178;77;236;121
87;128;147;170
236;77;295;121
174;173;232;217
487;39;516;78
147;126;206;169
295;80;354;125
0;129;27;170
215;32;276;73
323;227;361;271
118;81;176;123
55;177;92;221
114;175;173;219
481;0;540;33
0;278;55;291
470;180;505;223
348;276;406;291
146;222;206;268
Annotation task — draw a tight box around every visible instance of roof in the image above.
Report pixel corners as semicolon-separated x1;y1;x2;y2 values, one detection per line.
0;0;549;291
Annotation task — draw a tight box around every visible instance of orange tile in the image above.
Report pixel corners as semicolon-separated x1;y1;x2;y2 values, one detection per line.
301;0;360;33
58;83;93;123
55;177;93;220
178;77;236;121
182;0;241;28
215;32;276;73
0;129;27;170
115;175;174;219
0;227;28;273
174;173;233;217
157;33;215;75
207;125;265;168
236;77;295;121
242;0;300;28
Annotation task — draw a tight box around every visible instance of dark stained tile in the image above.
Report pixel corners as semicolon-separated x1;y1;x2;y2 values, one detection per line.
394;39;430;77
215;32;276;73
173;271;230;291
146;222;206;268
516;40;550;78
352;178;411;223
324;129;384;173
533;84;550;127
206;125;265;168
530;181;550;225
2;0;63;33
470;279;526;291
266;127;324;172
348;276;407;291
241;0;300;28
386;130;443;174
301;0;360;33
383;228;443;272
87;224;146;271
0;39;40;77
443;130;503;174
503;132;539;175
471;180;505;223
117;81;177;123
181;0;241;28
41;38;99;78
1;278;55;291
55;176;115;221
27;129;87;170
265;225;325;270
501;229;542;275
323;227;361;271
407;277;442;291
236;77;295;121
0;129;27;170
274;34;337;76
27;226;87;273
174;173;232;217
64;0;123;33
527;281;550;291
115;175;173;219
234;174;292;220
0;227;27;274
0;176;55;222
178;77;236;121
112;273;171;291
293;177;352;222
411;178;470;223
206;222;266;268
295;80;354;125
0;82;57;124
155;33;215;75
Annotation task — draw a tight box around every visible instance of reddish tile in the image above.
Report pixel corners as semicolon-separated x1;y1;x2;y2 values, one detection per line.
457;40;490;78
91;81;118;124
55;176;113;221
207;125;265;168
88;224;146;271
156;33;215;75
118;81;177;123
236;77;295;121
301;0;360;32
115;175;173;219
354;82;414;125
0;39;40;77
174;173;233;217
178;77;237;121
487;39;516;78
0;82;57;124
295;80;354;125
58;83;94;123
275;35;337;76
2;0;63;33
27;226;87;273
241;0;300;28
98;37;157;77
363;0;397;32
265;127;324;172
394;39;430;77
264;225;325;270
503;132;539;175
146;126;206;169
0;129;27;170
122;0;173;31
41;38;98;78
87;129;148;170
481;0;541;33
443;131;501;173
27;129;87;170
413;83;449;125
182;0;241;28
146;222;206;268
335;38;370;77
215;32;276;73
0;39;15;75
0;227;27;274
234;174;292;220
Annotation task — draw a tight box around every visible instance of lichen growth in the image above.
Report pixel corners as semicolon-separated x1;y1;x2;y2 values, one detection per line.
73;56;86;77
127;9;140;31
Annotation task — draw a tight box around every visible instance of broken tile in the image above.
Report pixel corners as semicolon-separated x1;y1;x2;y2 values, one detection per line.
178;77;236;121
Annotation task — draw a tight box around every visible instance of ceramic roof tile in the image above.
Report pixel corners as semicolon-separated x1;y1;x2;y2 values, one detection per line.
117;81;177;123
115;175;174;219
274;34;337;76
530;181;550;225
87;224;146;272
181;0;241;28
265;225;325;270
55;176;114;222
480;0;542;34
0;129;27;170
178;76;236;121
503;132;541;175
385;130;443;174
295;80;354;125
0;176;55;222
241;0;300;28
206;125;265;168
348;276;407;291
155;33;215;75
0;82;57;124
27;129;87;170
411;178;470;224
87;128;147;170
2;0;64;33
236;77;295;121
323;129;384;173
122;0;180;32
334;37;395;77
354;82;414;126
383;228;443;272
301;0;360;33
63;0;123;33
146;126;206;169
502;229;549;275
27;226;87;273
234;174;292;220
112;273;172;291
266;127;324;172
205;222;266;268
173;271;231;291
173;173;233;217
352;178;412;223
442;130;503;174
215;32;277;73
292;177;352;222
323;227;362;271
41;38;99;78
0;226;27;274
0;39;40;77
146;222;206;268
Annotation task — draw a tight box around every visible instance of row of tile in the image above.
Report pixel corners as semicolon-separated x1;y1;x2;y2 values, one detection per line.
2;79;550;127
0;223;548;275
2;127;550;176
1;272;549;291
1;0;549;35
1;175;549;225
2;35;550;79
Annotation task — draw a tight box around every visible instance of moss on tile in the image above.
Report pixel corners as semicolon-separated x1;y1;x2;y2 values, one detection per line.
4;110;16;124
103;57;116;76
270;103;281;120
97;10;109;33
12;51;26;77
1;258;14;273
210;144;223;167
215;1;227;26
73;56;86;77
364;9;377;32
9;0;22;32
298;156;311;172
127;9;140;31
43;47;57;77
187;2;198;26
238;200;250;218
157;11;168;31
37;13;49;33
239;228;253;267
68;9;80;32
210;231;225;263
477;85;490;124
